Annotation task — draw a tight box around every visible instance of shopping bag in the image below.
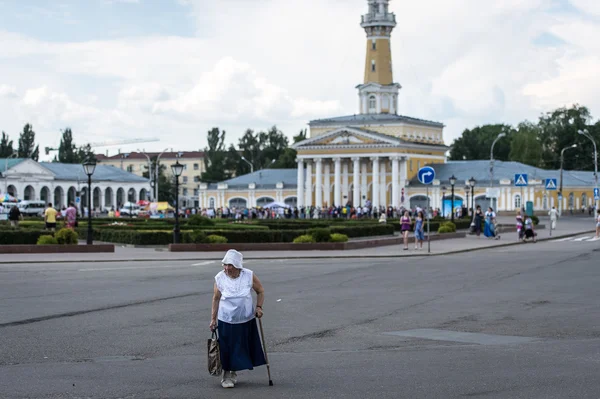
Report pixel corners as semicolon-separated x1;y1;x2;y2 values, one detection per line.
207;330;222;376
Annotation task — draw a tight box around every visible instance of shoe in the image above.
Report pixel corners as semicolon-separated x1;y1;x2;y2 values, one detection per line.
221;379;234;389
230;371;237;384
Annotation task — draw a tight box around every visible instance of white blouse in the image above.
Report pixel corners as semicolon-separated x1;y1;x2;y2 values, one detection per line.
215;268;255;324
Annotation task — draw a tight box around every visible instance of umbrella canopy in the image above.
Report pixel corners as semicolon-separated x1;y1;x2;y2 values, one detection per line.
262;201;290;209
149;202;174;211
0;193;17;203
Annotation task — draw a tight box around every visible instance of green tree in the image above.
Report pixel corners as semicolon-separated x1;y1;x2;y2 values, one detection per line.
448;124;512;161
200;128;230;183
142;159;174;203
508;122;543;167
273;129;307;168
57;128;78;163
77;143;96;163
17;123;39;161
0;132;14;157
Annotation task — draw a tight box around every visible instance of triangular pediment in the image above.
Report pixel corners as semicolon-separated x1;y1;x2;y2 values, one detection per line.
6;159;54;178
292;127;400;149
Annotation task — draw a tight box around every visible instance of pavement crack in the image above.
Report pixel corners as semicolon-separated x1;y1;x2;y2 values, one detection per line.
0;292;200;328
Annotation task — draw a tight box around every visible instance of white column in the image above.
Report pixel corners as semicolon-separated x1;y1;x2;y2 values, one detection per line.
324;161;331;207
507;187;512;211
315;159;323;208
371;157;380;208
352;157;360;207
379;159;387;207
400;157;407;205
342;160;349;204
391;156;399;208
296;159;304;208
334;157;342;207
361;161;368;206
305;161;313;206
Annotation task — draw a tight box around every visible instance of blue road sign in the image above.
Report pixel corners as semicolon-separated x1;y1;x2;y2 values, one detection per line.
594;187;599;201
545;178;557;190
418;166;435;185
514;174;528;187
75;197;80;204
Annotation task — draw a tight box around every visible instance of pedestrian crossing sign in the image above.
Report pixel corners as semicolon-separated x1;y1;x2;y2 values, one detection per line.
514;174;528;187
545;178;557;190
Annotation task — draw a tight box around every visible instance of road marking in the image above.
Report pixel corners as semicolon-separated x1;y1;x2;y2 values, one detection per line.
79;262;215;272
191;261;215;266
587;236;600;242
383;329;538;345
574;237;592;242
554;237;575;242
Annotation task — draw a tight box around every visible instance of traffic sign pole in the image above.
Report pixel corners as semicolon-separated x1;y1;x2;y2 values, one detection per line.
427;186;430;254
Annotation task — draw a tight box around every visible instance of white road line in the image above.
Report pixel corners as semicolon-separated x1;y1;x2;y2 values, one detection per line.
191;261;216;266
573;237;592;242
79;262;215;272
587;236;600;242
554;238;575;242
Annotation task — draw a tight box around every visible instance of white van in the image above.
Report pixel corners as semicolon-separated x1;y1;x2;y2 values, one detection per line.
18;201;47;216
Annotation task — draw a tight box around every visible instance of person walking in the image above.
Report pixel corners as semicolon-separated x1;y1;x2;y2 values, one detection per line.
473;206;483;237
44;203;58;232
400;211;411;250
548;206;559;232
596;212;600;239
8;205;21;228
65;202;78;229
484;207;499;239
210;249;266;389
414;211;425;250
516;210;524;240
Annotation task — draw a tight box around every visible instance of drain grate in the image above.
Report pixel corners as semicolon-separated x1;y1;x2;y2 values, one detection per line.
383;329;538;345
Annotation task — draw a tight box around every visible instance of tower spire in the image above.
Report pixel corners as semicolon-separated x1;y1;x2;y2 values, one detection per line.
357;0;400;115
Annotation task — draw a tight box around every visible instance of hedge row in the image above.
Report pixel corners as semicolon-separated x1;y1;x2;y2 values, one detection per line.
0;230;49;244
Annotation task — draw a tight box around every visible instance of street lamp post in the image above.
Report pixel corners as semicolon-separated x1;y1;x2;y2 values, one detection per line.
578;129;598;216
469;177;476;217
155;148;169;201
449;175;457;222
465;186;470;218
442;186;447;218
138;150;154;201
82;159;97;245
490;132;506;211
128;189;134;219
559;144;577;216
171;160;184;244
241;156;254;174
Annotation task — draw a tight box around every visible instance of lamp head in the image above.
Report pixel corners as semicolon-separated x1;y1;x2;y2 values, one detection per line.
82;158;97;177
449;174;457;186
577;129;589;135
498;133;506;139
572;144;578;148
469;177;476;187
171;160;184;177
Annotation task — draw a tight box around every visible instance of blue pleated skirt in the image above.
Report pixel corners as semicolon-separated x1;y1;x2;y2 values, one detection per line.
218;318;267;372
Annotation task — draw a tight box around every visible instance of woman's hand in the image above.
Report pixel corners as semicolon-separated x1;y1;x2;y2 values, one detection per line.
255;307;263;319
209;319;217;331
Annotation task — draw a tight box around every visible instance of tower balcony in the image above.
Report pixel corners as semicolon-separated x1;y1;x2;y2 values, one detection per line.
361;13;396;28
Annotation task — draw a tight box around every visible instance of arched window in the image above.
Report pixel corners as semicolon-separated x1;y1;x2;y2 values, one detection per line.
582;193;588;208
514;195;521;209
209;197;215;208
568;193;574;209
368;96;376;113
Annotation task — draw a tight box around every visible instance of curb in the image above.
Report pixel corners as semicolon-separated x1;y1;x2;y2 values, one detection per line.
0;230;596;264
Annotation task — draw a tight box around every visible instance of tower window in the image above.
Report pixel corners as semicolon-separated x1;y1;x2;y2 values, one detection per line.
368;96;376;113
372;40;376;50
371;60;376;72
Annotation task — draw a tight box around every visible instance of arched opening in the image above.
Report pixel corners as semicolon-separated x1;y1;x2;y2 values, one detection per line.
543;193;548;210
228;197;247;209
139;188;148;202
40;186;50;204
368;96;376;113
568;192;574;209
409;195;429;212
104;187;113;209
54;186;65;209
127;188;136;203
80;187;88;212
284;196;297;207
93;187;102;211
116;188;125;208
582;193;587;209
67;187;76;206
256;197;275;207
442;194;464;217
514;194;522;210
475;195;492;212
209;197;215;209
7;184;17;198
24;185;35;201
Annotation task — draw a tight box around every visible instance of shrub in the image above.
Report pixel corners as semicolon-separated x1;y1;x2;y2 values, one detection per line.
438;225;454;234
55;228;79;245
329;233;349;243
531;215;539;225
308;228;331;242
0;230;48;244
206;234;228;244
183;230;207;244
37;235;59;245
293;234;316;243
440;222;456;233
186;215;215;227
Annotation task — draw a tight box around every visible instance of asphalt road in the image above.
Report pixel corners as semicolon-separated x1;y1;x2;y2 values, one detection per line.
1;236;599;398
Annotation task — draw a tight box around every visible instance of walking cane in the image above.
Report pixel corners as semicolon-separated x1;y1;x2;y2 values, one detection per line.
257;317;274;386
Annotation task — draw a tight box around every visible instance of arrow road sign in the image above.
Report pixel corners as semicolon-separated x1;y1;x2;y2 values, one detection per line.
545;178;557;190
418;166;436;185
595;187;599;201
514;174;528;187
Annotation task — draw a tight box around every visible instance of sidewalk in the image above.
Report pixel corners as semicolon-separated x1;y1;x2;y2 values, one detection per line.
0;217;595;264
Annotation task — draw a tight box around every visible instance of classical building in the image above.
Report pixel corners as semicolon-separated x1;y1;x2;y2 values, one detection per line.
0;158;150;210
292;0;447;209
97;151;205;207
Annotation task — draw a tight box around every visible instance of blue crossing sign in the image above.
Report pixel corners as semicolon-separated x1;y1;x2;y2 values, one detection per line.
417;166;435;185
594;187;599;201
514;174;528;187
545;178;557;190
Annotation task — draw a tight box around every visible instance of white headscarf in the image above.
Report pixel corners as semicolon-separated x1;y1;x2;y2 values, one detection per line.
221;249;243;269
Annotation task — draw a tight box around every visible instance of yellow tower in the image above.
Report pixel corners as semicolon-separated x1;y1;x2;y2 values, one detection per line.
357;0;401;115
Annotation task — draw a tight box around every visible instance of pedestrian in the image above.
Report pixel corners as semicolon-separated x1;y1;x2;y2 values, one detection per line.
8;205;21;228
516;210;523;240
400;210;411;250
473;206;483;237
484;207;499;239
596;212;600;239
548;206;558;231
65;202;78;228
210;249;266;389
44;202;58;232
414;211;425;249
523;215;536;242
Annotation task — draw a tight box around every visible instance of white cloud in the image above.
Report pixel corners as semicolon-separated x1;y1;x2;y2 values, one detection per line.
0;84;17;98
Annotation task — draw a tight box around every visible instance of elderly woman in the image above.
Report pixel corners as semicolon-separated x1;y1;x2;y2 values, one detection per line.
210;249;266;389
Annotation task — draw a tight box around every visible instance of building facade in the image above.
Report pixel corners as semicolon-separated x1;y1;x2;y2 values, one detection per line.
97;151;205;207
1;158;150;210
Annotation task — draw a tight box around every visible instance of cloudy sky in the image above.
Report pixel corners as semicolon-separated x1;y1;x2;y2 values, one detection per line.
0;0;598;160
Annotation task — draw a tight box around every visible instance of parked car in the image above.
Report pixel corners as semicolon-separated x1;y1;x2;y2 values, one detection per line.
120;203;140;217
18;200;46;216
